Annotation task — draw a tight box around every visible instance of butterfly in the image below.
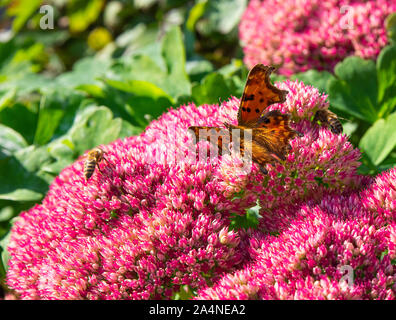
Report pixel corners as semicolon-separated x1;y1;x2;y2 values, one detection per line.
188;64;299;174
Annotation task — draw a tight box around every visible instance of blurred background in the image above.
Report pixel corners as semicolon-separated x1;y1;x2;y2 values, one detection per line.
0;0;395;295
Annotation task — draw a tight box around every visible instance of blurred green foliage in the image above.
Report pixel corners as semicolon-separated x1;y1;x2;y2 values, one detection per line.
0;1;395;288
1;0;246;70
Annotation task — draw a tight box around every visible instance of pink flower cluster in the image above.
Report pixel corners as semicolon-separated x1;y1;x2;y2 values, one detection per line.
197;171;396;299
239;0;396;75
6;80;392;300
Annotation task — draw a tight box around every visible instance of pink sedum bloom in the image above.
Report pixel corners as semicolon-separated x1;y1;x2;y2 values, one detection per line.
239;0;396;75
197;191;396;300
7;80;365;299
361;167;396;224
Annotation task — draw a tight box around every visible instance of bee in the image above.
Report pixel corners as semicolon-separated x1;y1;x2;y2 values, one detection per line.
314;109;343;134
84;147;106;181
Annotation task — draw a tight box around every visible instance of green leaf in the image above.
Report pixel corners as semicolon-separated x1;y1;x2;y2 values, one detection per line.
0;188;43;201
111;56;186;101
231;189;245;201
44;139;75;175
55;57;111;90
104;79;174;126
291;70;334;94
1;73;52;96
105;79;174;102
161;26;191;98
229;200;262;230
0;40;48;93
197;0;247;35
0;103;38;145
44;105;133;176
342;122;358;137
67;0;105;33
0;124;28;155
115;23;159;54
328;56;378;123
191;65;245;105
109;26;192;101
172;285;195;300
377;152;396;173
192;73;231;105
0;88;16;109
33;96;66;146
377;45;396;118
76;84;105;98
49;92;88;138
113;55;165;84
186;0;208;31
385;13;396;44
186;58;214;82
0;147;51;201
67;106;122;154
359;112;396;166
8;0;42;32
0;229;11;278
0;206;14;222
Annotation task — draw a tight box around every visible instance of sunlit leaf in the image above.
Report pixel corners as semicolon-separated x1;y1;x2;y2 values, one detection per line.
377;45;396;118
359;112;396;166
329;57;378;123
67;0;105;33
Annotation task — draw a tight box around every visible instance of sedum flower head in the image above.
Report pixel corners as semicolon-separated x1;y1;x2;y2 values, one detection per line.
7;140;243;299
7;80;364;299
361;167;396;224
239;0;396;75
197;191;396;300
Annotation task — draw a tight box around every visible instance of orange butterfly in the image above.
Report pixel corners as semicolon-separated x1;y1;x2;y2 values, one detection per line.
188;64;299;174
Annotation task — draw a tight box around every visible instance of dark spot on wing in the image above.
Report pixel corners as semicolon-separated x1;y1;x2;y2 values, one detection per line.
243;94;255;101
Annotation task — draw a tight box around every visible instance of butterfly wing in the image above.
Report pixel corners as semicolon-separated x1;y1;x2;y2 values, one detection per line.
238;64;288;127
252;111;297;162
227;113;296;168
243;139;280;166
